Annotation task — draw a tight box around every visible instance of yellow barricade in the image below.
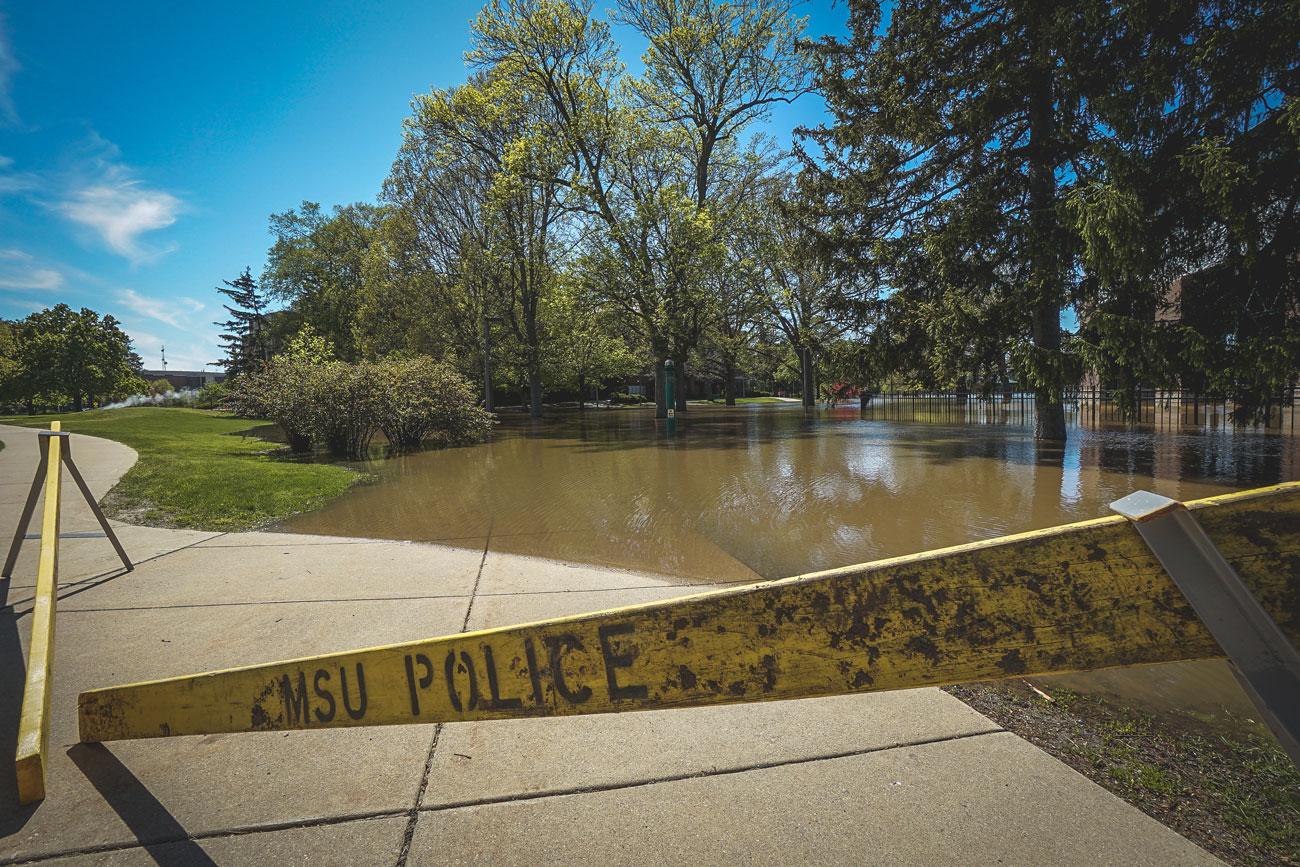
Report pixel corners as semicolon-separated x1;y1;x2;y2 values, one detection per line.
78;483;1298;746
14;423;63;804
8;422;133;804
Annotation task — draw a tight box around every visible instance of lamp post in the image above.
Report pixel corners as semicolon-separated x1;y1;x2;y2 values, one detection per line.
665;358;676;434
482;314;503;412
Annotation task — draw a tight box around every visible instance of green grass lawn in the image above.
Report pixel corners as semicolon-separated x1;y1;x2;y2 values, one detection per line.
0;408;361;531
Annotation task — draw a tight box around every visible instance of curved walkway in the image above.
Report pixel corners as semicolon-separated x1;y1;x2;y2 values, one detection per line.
0;424;1216;865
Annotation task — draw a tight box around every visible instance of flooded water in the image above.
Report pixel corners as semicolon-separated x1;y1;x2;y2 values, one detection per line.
277;403;1298;732
280;403;1297;583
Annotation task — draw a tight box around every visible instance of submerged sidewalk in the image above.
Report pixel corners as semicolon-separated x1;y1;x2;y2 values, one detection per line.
0;423;1216;865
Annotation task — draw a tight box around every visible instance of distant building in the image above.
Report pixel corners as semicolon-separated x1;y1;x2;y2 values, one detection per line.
141;369;227;390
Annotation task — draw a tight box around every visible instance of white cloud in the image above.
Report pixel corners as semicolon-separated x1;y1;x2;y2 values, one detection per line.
0;133;185;260
0;156;37;195
0;14;19;125
0;265;61;291
58;169;182;262
116;288;187;328
0;249;63;290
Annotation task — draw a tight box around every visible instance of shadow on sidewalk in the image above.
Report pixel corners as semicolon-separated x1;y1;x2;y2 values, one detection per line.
69;743;217;866
0;601;38;836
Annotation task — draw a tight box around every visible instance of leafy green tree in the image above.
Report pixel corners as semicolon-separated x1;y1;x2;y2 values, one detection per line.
6;305;141;411
263;202;383;361
214;267;271;377
746;174;852;407
541;273;641;407
470;0;807;417
355;209;470;366
404;71;572;417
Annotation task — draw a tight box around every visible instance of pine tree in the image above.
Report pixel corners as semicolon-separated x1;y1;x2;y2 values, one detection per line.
800;2;1151;439
214;267;270;377
802;1;1299;435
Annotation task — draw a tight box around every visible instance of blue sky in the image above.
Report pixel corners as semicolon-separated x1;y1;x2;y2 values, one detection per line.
0;1;846;371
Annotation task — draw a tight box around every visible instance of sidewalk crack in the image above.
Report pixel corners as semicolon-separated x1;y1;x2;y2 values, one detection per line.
394;522;492;866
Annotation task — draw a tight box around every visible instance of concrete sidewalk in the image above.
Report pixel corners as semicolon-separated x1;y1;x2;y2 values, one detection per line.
0;423;1216;865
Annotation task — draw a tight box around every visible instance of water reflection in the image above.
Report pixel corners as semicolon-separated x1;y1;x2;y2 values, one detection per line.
277;405;1298;583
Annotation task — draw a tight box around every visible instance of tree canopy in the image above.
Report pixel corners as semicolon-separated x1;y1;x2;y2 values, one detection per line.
0;304;145;412
207;0;1299;435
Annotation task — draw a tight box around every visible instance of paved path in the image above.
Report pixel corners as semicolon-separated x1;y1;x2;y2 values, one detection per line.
0;423;1217;865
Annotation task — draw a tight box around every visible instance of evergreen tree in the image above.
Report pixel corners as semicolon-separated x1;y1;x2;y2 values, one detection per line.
803;1;1298;434
801;1;1151;439
214;267;270;376
1066;0;1300;423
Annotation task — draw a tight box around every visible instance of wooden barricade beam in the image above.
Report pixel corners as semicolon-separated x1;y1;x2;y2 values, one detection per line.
79;482;1300;743
16;423;64;804
2;427;132;580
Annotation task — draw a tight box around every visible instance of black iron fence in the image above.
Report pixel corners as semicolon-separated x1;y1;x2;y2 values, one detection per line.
854;388;1300;434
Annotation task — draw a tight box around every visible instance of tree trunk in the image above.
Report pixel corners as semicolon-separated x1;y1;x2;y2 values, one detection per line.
800;347;815;409
723;359;736;406
1026;9;1067;442
73;393;84;412
654;358;668;419
528;359;543;419
578;374;586;412
525;296;543;417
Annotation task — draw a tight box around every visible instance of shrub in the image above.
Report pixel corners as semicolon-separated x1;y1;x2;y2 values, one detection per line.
227;344;493;459
373;356;494;451
226;360;317;452
147;378;173;397
311;360;381;459
609;391;649;404
226;327;335;453
193;380;231;409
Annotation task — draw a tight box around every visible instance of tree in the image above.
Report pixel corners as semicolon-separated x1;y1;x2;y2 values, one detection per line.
750;174;850;408
7;305;140;411
1065;0;1300;423
402;71;573;417
263;202;383;361
470;0;808;417
802;2;1139;439
214;267;271;377
542;272;641;407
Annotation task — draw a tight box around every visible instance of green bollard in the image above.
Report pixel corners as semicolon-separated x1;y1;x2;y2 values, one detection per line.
665;358;676;435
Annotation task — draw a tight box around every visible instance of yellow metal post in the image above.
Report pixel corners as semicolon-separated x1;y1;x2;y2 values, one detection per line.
16;422;63;804
78;482;1300;743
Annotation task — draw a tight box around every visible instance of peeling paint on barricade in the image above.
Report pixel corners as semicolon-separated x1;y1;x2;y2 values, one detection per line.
77;482;1300;743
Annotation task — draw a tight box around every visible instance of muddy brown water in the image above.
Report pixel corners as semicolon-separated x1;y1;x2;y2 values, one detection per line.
277;403;1300;729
